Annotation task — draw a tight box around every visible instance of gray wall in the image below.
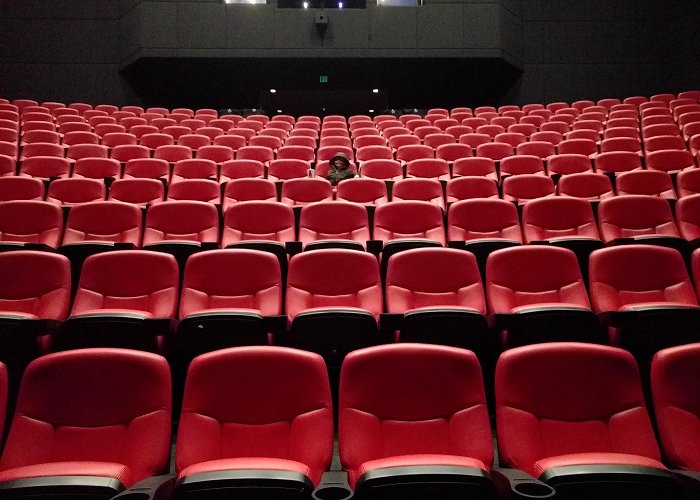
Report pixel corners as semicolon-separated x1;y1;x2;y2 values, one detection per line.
0;0;697;106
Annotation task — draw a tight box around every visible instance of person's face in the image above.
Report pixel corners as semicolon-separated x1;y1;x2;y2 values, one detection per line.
333;159;345;168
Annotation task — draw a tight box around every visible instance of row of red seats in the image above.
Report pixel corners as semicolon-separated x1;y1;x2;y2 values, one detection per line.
0;195;698;252
0;342;696;499
1;243;699;363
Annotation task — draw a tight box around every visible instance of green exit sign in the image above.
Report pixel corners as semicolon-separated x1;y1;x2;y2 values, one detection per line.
319;75;328;83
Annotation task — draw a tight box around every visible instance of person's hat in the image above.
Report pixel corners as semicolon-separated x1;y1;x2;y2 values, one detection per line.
330;152;350;166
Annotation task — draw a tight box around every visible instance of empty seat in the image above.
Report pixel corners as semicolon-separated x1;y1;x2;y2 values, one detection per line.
222;178;277;211
501;174;555;204
46;178;106;206
597;195;683;247
285;249;383;363
0;251;71;368
60;251;179;351
336;177;388;205
280;178;333;206
616;170;676;198
0;200;63;250
547;153;594;176
392;178;445;209
651;344;700;475
557;172;615;200
298;201;369;251
358;159;403;181
405;158;449;180
452;157;498;180
171;347;332;498
496;343;683;500
18;156;70;180
589;245;700;357
154;145;192;163
109;178;165;206
486;246;598;346
385;248;490;351
267;159;310;181
646;149;695;173
122;158;170;181
61;201;142;275
20;142;63;160
166;179;220;204
0;348;171;499
558;138;599;158
445;176;499;202
143;200;219;248
475;142;513;162
176;251;283;352
0;176;44;201
676;194;700;245
677;169;700;197
220;159;265;181
140;132;174;150
111;144;151;163
66;144;109;162
339;344;500;499
500;155;545;177
594;151;643;173
71;157;121;179
171;158;218;183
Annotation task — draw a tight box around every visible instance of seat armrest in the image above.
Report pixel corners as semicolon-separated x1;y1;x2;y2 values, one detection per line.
380;313;404;333
312;471;353;500
491;468;555;499
111;474;176;500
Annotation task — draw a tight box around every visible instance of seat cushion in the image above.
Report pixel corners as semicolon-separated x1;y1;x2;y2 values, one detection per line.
355;454;487;487
178;457;314;484
534;452;666;479
0;461;133;488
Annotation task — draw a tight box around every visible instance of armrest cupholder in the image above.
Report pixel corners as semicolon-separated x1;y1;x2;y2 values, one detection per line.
512;480;555;498
312;484;353;500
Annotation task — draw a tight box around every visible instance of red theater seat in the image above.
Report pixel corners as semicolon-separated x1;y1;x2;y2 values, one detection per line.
0;348;171;499
496;343;682;499
0;200;63;250
298;201;369;251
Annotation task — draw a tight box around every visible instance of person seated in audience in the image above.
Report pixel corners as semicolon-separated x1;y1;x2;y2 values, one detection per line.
326;152;356;186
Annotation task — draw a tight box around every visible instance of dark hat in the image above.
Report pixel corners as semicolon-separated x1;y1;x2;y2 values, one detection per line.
330;152;350;166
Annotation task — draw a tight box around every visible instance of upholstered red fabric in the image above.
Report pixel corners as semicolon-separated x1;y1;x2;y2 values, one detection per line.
71;251;178;318
597;195;679;242
386;248;485;315
143;200;219;245
0;349;171;487
522;196;599;242
62;201;142;245
447;199;522;242
373;201;446;244
676;194;700;242
339;344;493;488
176;347;333;486
496;343;663;479
392;178;445;209
0;200;63;248
651;344;700;471
487;246;590;313
286;249;382;321
222;201;295;245
0;251;70;321
298;201;370;247
589;245;698;313
179;249;282;318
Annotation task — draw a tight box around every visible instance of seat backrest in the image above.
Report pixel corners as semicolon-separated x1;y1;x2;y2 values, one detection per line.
336;177;388;205
597;195;679;242
500;155;545;176
339;344;493;487
676;194;700;241
222;200;295;245
63;201;142;245
0;200;63;247
546;154;593;175
447;198;521;242
72;250;179;317
143;200;219;244
280;178;333;206
391;178;444;207
0;177;44;201
486;246;590;313
521;196;599;242
616;170;676;198
651;343;700;471
386;248;485;314
176;346;333;486
180;249;282;318
298;201;370;245
677;168;700;198
501;174;555;203
0;348;171;486
0;251;71;320
286;249;382;320
108;178;165;206
373;201;445;244
588;245;697;313
496;343;660;478
557;172;614;200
